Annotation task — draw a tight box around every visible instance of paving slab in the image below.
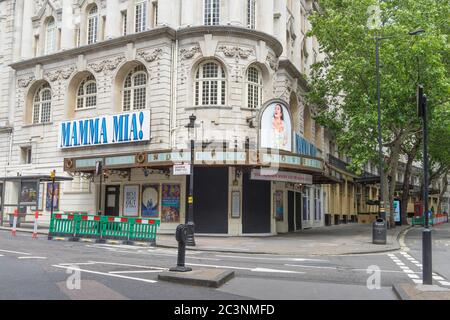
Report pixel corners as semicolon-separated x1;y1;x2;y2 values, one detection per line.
158;269;235;288
393;283;450;300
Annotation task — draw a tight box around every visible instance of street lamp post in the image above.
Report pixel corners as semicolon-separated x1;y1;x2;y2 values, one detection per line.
374;28;425;228
417;85;432;285
185;114;197;246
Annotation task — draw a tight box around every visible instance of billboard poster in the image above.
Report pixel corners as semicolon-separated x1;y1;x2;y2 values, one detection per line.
123;185;139;217
161;184;181;223
393;200;401;223
274;191;284;221
46;182;60;211
260;102;292;152
141;184;159;217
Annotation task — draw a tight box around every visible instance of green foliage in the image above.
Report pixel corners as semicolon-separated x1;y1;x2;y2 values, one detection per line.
307;0;449;172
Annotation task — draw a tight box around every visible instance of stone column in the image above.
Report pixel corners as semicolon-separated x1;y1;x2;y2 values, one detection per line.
20;0;33;59
228;0;243;26
274;0;287;58
61;0;74;50
259;0;273;35
181;0;195;27
12;0;24;60
105;0;121;39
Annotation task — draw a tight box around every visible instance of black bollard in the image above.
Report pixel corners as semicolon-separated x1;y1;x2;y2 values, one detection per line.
170;224;192;272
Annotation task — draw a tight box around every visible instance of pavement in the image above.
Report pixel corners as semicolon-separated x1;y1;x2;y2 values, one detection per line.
0;222;410;256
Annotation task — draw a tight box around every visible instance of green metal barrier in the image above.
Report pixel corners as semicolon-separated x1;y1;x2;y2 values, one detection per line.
412;216;434;226
49;213;161;244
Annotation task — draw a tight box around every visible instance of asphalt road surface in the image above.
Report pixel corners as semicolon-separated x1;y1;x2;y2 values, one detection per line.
0;224;449;300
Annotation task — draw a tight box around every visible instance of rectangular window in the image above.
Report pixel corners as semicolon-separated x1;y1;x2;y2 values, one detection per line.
34;35;40;57
152;1;158;27
204;0;220;26
135;0;148;33
21;147;32;164
122;11;128;35
247;0;256;29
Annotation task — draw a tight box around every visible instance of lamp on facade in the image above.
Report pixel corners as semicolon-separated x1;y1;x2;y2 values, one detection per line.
185;114;197;246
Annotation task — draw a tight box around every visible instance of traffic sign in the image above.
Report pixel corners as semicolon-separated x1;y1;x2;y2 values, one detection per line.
173;164;191;176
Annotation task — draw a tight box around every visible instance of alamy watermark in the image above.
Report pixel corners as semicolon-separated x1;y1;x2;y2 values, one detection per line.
366;265;381;290
65;265;82;290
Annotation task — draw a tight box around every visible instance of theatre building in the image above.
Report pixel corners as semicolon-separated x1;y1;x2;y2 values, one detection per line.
0;0;339;235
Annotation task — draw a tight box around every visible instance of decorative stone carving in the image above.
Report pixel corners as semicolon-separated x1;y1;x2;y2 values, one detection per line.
44;66;76;82
266;54;279;71
18;76;35;88
34;0;61;16
137;48;163;63
88;56;125;73
180;46;200;60
218;46;253;62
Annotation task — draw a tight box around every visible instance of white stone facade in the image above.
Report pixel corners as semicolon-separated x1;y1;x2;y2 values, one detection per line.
1;0;328;235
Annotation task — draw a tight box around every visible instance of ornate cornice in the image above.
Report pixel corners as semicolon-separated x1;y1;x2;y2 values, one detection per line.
177;26;283;57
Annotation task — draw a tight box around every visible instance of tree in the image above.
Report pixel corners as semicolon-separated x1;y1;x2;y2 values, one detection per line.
307;0;449;226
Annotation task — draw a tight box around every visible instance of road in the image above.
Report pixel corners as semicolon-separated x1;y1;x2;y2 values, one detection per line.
0;223;449;300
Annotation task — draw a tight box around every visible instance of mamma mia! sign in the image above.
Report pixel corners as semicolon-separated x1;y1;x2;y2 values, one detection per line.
58;110;151;149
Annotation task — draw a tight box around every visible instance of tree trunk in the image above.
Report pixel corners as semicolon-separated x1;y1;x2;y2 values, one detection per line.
388;138;403;228
437;172;449;213
401;139;421;225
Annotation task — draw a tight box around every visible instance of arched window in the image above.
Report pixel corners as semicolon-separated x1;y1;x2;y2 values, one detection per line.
33;83;52;124
87;5;99;45
135;0;148;33
76;75;97;109
45;17;56;54
204;0;220;26
246;66;262;109
246;0;256;29
195;61;226;106
123;65;147;111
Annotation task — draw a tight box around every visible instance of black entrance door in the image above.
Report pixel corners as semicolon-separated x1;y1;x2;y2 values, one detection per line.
188;167;228;234
242;172;271;234
288;191;295;232
295;192;302;230
105;186;120;217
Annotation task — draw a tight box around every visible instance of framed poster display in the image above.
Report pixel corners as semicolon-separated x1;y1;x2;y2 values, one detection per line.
161;184;181;223
231;191;240;218
46;182;60;211
274;190;284;221
141;184;160;217
123;185;140;217
37;183;44;211
20;181;37;205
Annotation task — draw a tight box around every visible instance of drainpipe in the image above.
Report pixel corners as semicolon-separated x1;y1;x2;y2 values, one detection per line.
170;39;179;149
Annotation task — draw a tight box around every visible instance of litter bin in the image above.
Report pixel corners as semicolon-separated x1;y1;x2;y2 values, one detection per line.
373;218;387;244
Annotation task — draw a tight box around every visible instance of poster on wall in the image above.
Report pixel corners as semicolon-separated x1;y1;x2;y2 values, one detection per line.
161;184;181;223
20;182;37;205
141;184;160;217
123;185;139;217
260;102;292;152
46;182;60;211
274;190;284;221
